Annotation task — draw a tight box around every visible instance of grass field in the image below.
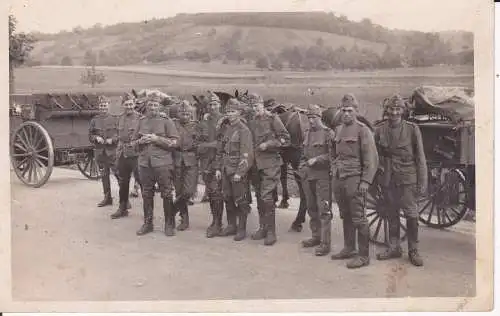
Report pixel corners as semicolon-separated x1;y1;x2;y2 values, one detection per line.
13;63;474;123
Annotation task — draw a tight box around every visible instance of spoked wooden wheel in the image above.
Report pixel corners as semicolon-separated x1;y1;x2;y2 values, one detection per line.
366;181;407;246
10;121;54;187
76;151;101;180
418;167;468;228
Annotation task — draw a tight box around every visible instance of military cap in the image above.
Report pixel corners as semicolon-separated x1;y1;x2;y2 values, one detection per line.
245;93;264;105
97;95;111;105
226;99;246;113
340;93;359;109
178;100;194;113
147;94;162;104
384;93;406;109
208;93;221;104
306;104;323;117
121;92;135;104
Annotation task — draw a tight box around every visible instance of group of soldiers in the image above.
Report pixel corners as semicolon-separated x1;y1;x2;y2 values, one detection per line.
89;90;427;270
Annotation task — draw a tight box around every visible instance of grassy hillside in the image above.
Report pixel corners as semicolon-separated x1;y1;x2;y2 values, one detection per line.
30;24;388;65
27;12;473;68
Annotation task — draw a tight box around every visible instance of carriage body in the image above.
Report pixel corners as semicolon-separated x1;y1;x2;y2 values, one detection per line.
367;86;475;246
9;92;122;187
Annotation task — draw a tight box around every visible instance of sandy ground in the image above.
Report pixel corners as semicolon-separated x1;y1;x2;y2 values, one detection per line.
11;167;475;301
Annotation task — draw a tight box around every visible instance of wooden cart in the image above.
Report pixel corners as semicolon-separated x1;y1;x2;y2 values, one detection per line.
366;86;475;246
9;92;115;187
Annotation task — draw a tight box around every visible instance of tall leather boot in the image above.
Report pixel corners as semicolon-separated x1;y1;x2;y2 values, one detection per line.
98;193;113;207
347;224;370;269
136;197;154;235
301;217;321;248
110;201;129;219
331;218;358;260
315;217;331;256
98;172;113;207
289;181;307;232
377;216;403;260
206;200;223;238
220;201;237;236
177;201;190;231
251;201;267;240
234;204;250;241
264;202;277;246
206;200;217;237
407;218;423;266
163;198;176;237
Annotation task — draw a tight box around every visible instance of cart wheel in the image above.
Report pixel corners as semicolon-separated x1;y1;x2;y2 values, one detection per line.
366;181;407;246
10;121;54;188
418;167;468;228
76;151;101;180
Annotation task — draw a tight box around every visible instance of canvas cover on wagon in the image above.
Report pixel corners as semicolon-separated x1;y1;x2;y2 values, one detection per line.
409;86;475;123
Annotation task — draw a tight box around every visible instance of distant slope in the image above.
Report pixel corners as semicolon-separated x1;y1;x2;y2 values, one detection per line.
30;24;388;65
28;12;473;66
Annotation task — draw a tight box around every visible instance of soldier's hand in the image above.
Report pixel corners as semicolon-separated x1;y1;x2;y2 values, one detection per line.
258;142;268;151
418;184;427;196
215;170;222;181
307;158;316;166
233;174;241;182
95;136;105;144
105;138;113;145
358;181;370;195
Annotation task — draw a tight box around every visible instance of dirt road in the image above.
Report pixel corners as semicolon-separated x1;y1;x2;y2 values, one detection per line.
11;167;475;301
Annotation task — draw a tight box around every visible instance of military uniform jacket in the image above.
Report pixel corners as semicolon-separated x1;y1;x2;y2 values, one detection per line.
216;120;254;177
173;119;199;167
299;124;334;180
117;112;141;158
248;112;291;170
196;112;223;171
374;120;427;187
133;114;180;168
89;113;119;158
331;120;379;184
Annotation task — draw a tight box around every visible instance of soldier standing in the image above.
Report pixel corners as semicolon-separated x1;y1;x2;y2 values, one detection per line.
247;93;291;246
215;100;254;241
172;100;199;231
374;94;427;266
133;95;179;236
110;93;141;219
197;94;225;238
89;95;120;207
299;104;335;256
330;94;379;269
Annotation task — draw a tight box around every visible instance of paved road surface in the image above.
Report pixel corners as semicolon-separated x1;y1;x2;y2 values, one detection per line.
11;168;475;301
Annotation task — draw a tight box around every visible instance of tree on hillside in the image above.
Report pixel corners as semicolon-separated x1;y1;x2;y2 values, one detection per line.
9;14;36;92
84;50;97;66
61;56;73;66
255;56;269;70
80;65;106;88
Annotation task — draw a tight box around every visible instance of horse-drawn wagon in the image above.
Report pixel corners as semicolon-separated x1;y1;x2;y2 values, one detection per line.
9;92;117;187
366;86;475;245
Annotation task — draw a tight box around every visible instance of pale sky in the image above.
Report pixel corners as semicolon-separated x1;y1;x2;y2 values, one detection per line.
9;0;481;34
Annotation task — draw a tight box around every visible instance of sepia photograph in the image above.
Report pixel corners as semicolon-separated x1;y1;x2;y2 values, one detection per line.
1;0;494;312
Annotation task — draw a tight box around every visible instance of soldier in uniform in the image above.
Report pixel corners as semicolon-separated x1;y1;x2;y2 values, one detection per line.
132;95;180;236
110;93;141;219
299;104;335;256
247;93;291;246
89;95;120;207
330;94;379;269
172;100;199;231
215;100;254;241
374;94;427;267
196;93;225;238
